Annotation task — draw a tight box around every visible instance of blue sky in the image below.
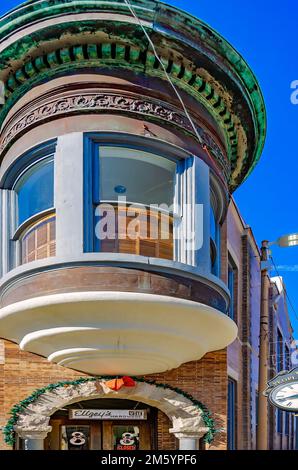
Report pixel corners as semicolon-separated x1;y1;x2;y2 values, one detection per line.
1;1;298;335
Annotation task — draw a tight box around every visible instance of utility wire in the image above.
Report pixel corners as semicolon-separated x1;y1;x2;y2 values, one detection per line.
123;0;203;146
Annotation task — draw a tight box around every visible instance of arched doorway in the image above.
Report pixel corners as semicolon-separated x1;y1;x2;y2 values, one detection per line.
45;398;157;450
8;378;213;450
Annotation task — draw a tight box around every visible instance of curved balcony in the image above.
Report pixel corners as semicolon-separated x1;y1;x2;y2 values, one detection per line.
0;290;237;375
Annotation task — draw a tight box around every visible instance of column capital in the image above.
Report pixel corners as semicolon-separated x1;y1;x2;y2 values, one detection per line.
172;431;204;440
171;426;209;450
14;426;52;441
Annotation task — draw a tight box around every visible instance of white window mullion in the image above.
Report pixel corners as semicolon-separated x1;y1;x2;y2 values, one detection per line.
1;189;13;275
193;157;210;271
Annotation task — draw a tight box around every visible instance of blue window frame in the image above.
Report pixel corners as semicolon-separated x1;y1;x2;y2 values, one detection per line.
228;255;237;321
83;136;177;253
227;378;237;450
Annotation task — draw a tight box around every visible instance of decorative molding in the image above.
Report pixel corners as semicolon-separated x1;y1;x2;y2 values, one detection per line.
0;42;238;169
3;377;216;446
0;90;230;179
0;2;266;190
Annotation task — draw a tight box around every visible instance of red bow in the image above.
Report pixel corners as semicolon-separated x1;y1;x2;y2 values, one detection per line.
105;376;136;391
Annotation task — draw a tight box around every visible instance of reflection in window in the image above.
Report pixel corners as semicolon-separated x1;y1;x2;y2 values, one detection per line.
210;205;220;276
277;330;284;372
227;378;237;450
60;425;90;450
277;409;283;434
228;255;238;322
99;147;175;207
21;216;56;264
113;425;140;450
93;147;176;260
15;158;54;226
13;157;56;266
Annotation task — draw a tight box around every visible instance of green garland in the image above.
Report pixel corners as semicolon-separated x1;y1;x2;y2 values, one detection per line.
3;376;216;447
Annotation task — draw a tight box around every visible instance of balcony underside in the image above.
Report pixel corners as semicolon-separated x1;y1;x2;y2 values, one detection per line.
0;291;237;375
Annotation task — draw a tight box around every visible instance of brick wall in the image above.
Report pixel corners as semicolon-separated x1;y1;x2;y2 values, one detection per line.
0;340;228;450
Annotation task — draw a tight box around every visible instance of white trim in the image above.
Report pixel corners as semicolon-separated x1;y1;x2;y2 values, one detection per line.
228;366;240;382
55;133;83;258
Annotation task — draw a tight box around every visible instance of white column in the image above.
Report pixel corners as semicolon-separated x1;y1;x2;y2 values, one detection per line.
16;428;51;451
174;432;201;450
55;132;84;258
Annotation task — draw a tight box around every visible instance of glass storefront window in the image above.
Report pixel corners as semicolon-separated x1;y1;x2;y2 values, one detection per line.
60;425;90;450
113;425;140;450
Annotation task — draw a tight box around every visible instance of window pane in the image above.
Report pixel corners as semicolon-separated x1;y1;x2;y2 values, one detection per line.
227;378;236;449
277;331;284;372
60;425;90;450
210;206;217;242
113;425;140;450
16;159;54;225
277;409;283;433
99;147;175;207
210;206;221;276
228;265;235;320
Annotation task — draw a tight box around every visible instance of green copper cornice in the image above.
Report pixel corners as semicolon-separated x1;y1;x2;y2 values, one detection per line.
0;0;266;190
1;37;237;161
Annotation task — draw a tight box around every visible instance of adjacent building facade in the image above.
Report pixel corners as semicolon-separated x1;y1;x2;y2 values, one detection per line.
0;0;295;450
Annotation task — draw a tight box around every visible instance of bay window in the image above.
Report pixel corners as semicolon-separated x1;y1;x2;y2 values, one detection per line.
2;134;218;274
83;136;215;272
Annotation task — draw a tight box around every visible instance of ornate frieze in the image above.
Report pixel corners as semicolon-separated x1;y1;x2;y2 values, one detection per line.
0;91;230;178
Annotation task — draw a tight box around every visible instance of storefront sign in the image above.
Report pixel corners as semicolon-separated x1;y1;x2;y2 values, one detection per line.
69;409;147;420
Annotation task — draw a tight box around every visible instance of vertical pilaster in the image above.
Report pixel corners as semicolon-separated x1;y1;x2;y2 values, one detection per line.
55;133;84;258
0;189;15;276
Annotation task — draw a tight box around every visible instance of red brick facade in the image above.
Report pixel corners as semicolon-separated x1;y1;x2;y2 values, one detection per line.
0;199;296;451
0;340;228;450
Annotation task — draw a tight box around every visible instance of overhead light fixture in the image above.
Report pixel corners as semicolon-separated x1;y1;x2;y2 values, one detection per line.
114;185;127;194
275;233;298;248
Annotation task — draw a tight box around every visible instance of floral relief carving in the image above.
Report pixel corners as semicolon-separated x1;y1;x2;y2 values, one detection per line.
0;92;230;178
